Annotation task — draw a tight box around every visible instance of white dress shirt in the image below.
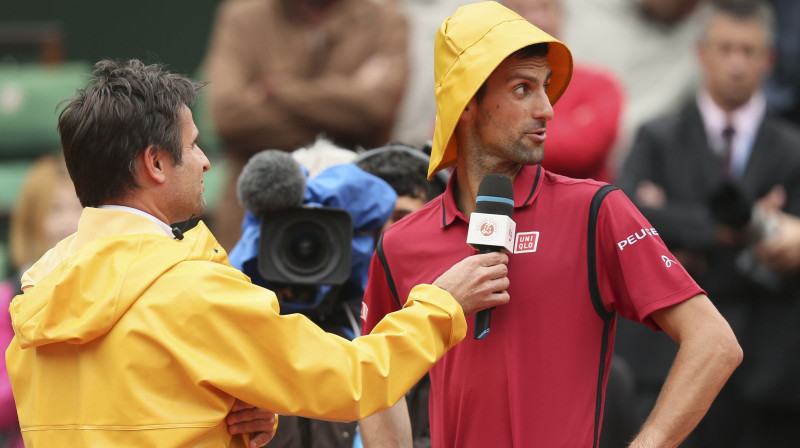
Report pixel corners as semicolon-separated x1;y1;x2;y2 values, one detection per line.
98;205;174;237
697;89;767;180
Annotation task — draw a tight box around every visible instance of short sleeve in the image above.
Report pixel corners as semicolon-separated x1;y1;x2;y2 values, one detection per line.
361;251;402;335
595;190;704;329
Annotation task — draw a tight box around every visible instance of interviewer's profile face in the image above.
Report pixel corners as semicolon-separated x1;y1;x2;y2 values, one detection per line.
167;106;210;221
698;12;772;111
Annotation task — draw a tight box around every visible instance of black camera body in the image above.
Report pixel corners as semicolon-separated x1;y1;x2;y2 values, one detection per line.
257;205;353;286
709;182;781;291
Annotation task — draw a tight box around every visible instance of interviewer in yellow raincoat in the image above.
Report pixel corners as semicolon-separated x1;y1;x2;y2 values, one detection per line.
5;59;511;448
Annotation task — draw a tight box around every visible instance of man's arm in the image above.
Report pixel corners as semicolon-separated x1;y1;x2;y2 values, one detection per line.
267;8;409;141
165;252;508;422
628;294;742;448
618;125;718;250
358;398;412;448
204;2;408;154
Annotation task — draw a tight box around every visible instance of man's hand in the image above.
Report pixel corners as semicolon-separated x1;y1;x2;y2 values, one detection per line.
433;252;510;315
635;180;666;209
755;211;800;273
226;399;277;448
355;55;392;90
752;185;800;272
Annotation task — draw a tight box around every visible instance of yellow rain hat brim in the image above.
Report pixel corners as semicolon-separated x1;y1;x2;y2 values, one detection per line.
428;1;573;179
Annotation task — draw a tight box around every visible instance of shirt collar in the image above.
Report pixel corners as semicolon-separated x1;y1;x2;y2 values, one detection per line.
441;164;543;228
98;205;174;237
697;89;766;151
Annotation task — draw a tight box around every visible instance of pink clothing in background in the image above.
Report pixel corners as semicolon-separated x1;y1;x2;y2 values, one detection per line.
0;281;22;448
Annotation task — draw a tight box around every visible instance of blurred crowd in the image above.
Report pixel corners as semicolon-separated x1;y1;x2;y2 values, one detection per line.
2;0;799;446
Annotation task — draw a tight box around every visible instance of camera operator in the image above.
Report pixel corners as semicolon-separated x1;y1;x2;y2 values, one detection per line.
229;145;441;447
619;1;800;445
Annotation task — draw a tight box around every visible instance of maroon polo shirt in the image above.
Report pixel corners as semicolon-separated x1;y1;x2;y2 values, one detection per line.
362;164;702;447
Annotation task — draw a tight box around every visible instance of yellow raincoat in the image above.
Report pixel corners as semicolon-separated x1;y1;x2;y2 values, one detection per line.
6;207;466;447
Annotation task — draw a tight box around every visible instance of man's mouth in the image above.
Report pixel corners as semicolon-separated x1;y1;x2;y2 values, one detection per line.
525;129;547;143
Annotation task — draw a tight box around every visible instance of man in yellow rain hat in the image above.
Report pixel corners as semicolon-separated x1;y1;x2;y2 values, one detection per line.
359;2;741;447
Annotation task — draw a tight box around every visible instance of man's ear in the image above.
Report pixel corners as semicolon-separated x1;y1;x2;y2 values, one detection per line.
460;97;477;122
142;145;168;185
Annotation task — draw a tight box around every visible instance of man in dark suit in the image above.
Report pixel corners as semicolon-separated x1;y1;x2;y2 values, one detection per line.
618;0;800;446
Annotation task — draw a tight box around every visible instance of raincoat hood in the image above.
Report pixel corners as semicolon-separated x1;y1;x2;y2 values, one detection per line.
428;1;573;178
10;208;222;349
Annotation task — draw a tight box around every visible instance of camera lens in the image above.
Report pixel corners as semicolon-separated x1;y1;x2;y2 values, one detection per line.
281;222;331;275
258;206;352;285
287;228;325;270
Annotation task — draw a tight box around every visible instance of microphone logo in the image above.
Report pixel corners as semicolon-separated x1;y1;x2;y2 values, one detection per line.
477;218;498;240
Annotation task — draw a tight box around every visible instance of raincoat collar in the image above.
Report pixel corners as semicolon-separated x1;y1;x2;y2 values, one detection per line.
12;207;221;349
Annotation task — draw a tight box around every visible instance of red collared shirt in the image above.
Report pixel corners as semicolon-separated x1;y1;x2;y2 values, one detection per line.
362;164;702;447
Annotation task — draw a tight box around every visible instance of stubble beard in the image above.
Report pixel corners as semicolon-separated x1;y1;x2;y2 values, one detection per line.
506;137;545;166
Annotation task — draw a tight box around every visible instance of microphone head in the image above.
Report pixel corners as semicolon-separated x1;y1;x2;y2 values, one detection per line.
237;150;307;216
475;174;514;217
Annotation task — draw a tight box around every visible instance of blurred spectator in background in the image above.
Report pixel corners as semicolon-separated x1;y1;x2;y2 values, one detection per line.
0;153;82;448
0;277;21;448
764;0;800;126
562;0;708;169
203;0;409;250
503;0;624;182
356;144;447;234
619;0;800;445
9;154;82;280
291;136;358;178
390;0;472;147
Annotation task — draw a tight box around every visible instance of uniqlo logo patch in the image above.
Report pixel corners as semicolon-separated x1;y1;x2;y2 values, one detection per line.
514;231;540;254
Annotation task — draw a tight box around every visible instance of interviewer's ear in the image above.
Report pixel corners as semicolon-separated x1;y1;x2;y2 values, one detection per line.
142;145;168;184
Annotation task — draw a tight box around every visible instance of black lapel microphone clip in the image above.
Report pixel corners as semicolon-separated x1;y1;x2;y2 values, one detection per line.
171;214;196;240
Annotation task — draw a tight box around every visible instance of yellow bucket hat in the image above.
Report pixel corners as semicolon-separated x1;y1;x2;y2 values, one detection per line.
428;1;573;179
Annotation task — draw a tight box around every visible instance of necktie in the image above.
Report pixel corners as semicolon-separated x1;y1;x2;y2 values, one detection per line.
721;125;735;178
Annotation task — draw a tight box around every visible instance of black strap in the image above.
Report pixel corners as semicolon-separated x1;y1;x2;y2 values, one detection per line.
587;184;618;448
376;234;402;308
587;184;618;321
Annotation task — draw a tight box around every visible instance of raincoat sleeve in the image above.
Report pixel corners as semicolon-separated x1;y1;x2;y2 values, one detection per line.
151;261;466;422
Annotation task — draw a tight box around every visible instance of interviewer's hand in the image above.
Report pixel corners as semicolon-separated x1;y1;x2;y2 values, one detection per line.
433;252;510;316
227;399;277;447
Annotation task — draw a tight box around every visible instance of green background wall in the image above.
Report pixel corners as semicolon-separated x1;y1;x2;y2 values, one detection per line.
3;0;222;75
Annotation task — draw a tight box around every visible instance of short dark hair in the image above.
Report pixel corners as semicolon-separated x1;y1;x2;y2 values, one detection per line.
705;0;775;46
356;147;433;201
58;59;204;207
475;43;550;104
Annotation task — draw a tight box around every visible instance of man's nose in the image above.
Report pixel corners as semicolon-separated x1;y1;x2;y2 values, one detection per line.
533;91;555;121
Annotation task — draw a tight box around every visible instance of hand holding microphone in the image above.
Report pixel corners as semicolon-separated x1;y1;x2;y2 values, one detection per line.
466;174;516;339
432;252;510;316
